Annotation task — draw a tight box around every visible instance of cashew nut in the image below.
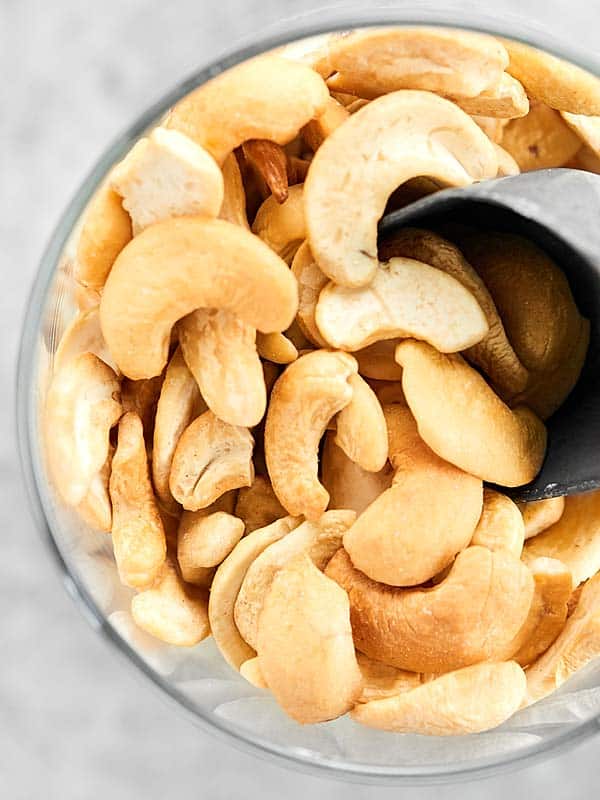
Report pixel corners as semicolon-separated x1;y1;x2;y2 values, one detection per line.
240;656;268;689
169;410;254;511
352;661;526;735
256;554;362;724
472;114;510;143
325;545;534;673
241;139;289;204
178;511;244;575
518;496;566;540
252;184;305;265
470;488;524;558
176;491;236;586
219;152;249;228
353;340;404;382
343;405;482;586
494;142;521;176
121;374;163;441
356;652;422;704
333;374;388;473
395;340;547;487
234;475;286;534
290;242;328;347
500;103;582;171
54;307;118;376
76;446;114;532
256;332;298;365
99;216;298;380
561;112;600;160
304;90;498;287
302;95;350;152
450;73;529;118
264;350;357;519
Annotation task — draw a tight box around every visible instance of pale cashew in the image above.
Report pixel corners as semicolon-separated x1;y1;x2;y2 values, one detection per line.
152;348;205;514
354;340;404;382
177;511;244;573
45;353;122;507
302;95;350;152
99;217;298;380
523;490;600;587
304;90;498;287
525;572;600;704
234;509;355;649
166;55;329;164
450;73;529;118
356;652;422;704
252;184;305;264
169;410;254;511
178;308;266;427
76;447;114;532
54;307;118;375
109;413;166;589
494;143;521;176
334;374;388;473
121;374;163;440
240;656;268;689
131;556;210;647
264;350;357;519
518;496;566;540
379;228;528;399
290;242;328;347
219;152;249;228
343;405;482;586
256;332;298;365
208;515;301;669
500;103;582;171
470;488;524;558
241;139;289;204
110;127;224;234
395;341;547;487
327;545;533;673
257;554;362;724
352;661;526;735
74;181;132;291
472;114;510;143
177;492;236;585
234;475;286;534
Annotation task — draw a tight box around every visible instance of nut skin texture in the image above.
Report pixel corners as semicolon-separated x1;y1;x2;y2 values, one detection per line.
219;152;249;229
325;545;534;673
343;405;482;587
470;488;525;558
109;413;167;589
334;374;388;473
265;350;357;520
252;184;305;265
518;496;566;540
99;216;298;381
304;90;498;288
169;410;254;512
500;103;582;171
396;340;547;487
257;555;363;724
352;661;526;735
234;476;287;534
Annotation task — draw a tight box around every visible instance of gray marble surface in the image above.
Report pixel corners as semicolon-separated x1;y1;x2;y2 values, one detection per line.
3;1;600;797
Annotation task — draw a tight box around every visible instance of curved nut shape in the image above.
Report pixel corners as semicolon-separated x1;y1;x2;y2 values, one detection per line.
352;661;526;735
45;353;122;507
354;340;403;382
257;554;362;724
219;153;249;228
472;114;510;143
500;103;582;171
240;657;268;689
450;73;529;118
334;374;388;473
177;511;244;572
208;515;301;669
169;411;254;511
470;488;525;558
166;56;329;164
356;652;422;704
177;491;236;585
264;350;357;519
290;242;328;347
518;496;565;540
325;545;534;673
234;476;287;534
234;509;356;649
302;95;350;152
131;557;210;647
315;257;489;353
76;447;113;532
99;217;299;380
252;184;305;265
54;307;118;375
256;332;298;365
304;90;498;287
343;405;482;586
395;341;547;487
109;413;166;589
178;308;266;427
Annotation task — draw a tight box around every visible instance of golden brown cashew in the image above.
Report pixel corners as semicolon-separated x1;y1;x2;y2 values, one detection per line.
500;103;582;171
252;184;305;265
109;413;166;589
234;510;355;649
334;374;388;473
209;515;301;669
121;374;163;441
166;56;329;164
219;153;249;228
352;661;526;735
99;217;299;380
343;405;482;586
395;341;547;487
290;242;328;347
177;491;236;585
234;476;287;534
177;511;244;572
325;545;534;673
169;411;254;511
470;488;525;558
518;496;566;540
264;350;357;519
257;554;362;724
241;140;289;204
302;95;350;152
239;657;268;689
178;308;266;427
54;308;118;375
255;332;298;365
356;652;422;703
354;340;404;382
304;90;498;287
449;73;529;118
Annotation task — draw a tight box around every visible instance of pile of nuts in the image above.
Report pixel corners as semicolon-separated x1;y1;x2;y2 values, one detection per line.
45;27;600;735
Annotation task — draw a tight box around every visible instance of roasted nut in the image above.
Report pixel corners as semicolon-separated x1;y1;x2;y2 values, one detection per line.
54;308;118;375
353;340;404;382
209;515;301;669
334;374;388;473
449;73;529;118
176;491;236;585
109;413;166;589
352;661;526;735
252;184;305;265
178;511;244;574
395;340;547;487
242;139;289;204
240;656;268;689
264;350;357;519
169;410;254;511
518;496;566;540
219;152;249;228
256;332;298;365
302;95;350;151
234;475;287;534
500;103;582;171
99;217;299;380
121;374;163;440
257;554;362;724
356;652;422;703
470;488;525;558
343;405;482;586
304;90;498;287
325;545;534;673
290;242;328;347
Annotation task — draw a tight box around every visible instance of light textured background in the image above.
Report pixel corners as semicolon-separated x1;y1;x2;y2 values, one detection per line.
3;1;599;797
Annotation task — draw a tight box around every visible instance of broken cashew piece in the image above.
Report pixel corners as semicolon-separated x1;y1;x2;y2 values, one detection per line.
264;350;357;519
500;103;582;171
470;488;525;558
334;374;388;473
219;153;249;228
290;242;329;347
256;332;298;365
257;554;362;724
518;496;566;540
252;184;305;265
234;475;287;534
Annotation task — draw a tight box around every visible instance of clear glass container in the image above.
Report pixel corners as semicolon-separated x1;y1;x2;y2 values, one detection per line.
17;5;600;785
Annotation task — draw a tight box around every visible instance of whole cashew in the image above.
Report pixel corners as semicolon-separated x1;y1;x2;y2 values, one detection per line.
219;153;249;228
449;73;529;118
257;554;363;724
264;350;357;519
354;340;403;382
290;242;328;347
99;217;298;380
325;545;534;673
518;496;566;540
500;103;582;171
395;340;547;487
252;184;305;265
304;90;498;287
334;374;388;473
234;476;287;534
356;652;423;704
470;488;525;558
343;405;482;586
